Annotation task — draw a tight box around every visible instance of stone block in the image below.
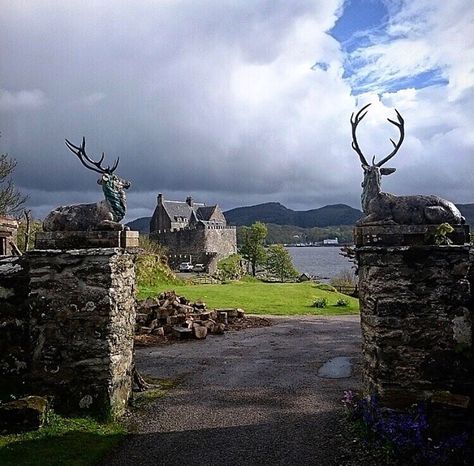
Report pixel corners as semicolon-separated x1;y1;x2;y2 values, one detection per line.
35;230;139;249
172;326;193;339
0;396;48;434
354;224;469;247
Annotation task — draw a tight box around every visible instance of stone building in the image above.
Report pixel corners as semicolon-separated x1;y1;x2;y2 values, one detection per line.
150;194;237;271
0;216;19;256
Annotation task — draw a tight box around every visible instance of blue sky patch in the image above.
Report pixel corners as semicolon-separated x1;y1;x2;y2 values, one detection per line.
332;0;448;94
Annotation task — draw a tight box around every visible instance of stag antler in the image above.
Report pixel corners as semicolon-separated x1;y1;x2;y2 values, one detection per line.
65;137;119;174
350;103;371;166
350;104;405;167
375;109;404;167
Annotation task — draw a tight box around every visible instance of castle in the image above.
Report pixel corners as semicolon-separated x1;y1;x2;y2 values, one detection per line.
149;194;237;272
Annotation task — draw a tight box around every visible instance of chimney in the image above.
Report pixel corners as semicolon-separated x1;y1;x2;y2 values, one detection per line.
186;196;193;207
157;193;163;205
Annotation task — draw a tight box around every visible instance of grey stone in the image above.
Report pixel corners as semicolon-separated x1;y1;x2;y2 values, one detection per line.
0;396;48;433
318;357;352;379
356;231;474;409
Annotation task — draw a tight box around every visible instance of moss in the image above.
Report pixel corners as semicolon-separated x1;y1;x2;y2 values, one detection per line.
130;377;182;410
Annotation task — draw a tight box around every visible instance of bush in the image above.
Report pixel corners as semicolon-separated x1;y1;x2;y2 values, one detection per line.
136;254;179;287
314;282;337;292
217;254;243;281
139;235;167;256
312;297;327;308
336;298;349;307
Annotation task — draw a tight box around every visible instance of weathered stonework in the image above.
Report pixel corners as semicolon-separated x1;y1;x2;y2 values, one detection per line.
0;248;137;419
150;194;237;271
0;256;30;399
0;216;19;256
27;248;136;418
356;225;474;411
35;230;139;249
156;223;237;271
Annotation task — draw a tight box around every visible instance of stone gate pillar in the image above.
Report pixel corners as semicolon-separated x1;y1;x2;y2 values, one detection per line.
27;231;139;418
355;225;473;410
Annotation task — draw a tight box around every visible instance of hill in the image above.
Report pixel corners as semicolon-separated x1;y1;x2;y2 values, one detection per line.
127;202;474;235
127;216;150;234
457;204;474;227
224;202;362;227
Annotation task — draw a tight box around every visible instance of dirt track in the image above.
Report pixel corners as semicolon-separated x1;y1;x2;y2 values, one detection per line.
106;316;363;466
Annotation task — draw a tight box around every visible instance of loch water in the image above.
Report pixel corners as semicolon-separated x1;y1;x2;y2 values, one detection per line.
287;246;354;281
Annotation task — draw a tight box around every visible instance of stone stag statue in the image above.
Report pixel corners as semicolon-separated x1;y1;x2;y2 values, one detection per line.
351;104;464;226
44;138;131;231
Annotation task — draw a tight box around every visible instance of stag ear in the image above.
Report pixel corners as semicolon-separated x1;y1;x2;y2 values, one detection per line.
380;167;396;175
362;164;370;171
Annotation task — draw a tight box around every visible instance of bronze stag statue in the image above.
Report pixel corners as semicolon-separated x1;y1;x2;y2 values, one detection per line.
43;138;131;231
351;104;464;226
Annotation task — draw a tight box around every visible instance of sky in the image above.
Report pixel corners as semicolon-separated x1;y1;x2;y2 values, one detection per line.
0;0;473;221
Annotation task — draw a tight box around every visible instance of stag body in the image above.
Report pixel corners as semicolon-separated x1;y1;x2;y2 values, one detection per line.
43;138;131;231
352;104;464;226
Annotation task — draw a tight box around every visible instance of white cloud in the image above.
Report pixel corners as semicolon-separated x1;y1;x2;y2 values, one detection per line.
0;89;47;111
348;0;474;99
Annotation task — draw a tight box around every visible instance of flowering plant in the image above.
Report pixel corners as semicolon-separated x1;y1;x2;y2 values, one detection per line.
342;391;470;465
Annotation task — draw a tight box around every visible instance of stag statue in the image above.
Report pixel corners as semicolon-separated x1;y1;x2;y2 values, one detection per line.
43;138;131;231
351;104;464;226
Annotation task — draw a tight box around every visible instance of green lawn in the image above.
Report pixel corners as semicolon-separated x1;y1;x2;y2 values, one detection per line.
139;279;359;315
0;413;125;466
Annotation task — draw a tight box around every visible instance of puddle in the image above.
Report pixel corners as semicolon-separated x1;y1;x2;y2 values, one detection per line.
317;356;352;379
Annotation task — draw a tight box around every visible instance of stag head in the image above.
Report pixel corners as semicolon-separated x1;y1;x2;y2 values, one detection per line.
350;103;405;182
65;137;131;190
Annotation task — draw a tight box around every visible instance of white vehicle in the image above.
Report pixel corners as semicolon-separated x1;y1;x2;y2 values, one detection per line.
193;263;205;273
179;262;194;272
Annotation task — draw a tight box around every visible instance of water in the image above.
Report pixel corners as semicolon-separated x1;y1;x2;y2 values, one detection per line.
287;247;353;281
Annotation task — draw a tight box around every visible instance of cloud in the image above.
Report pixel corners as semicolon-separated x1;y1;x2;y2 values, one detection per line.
0;89;47;111
0;0;473;221
347;0;474;98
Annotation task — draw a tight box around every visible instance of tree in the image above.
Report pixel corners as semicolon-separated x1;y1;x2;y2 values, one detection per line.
239;221;267;276
266;244;299;282
0;153;27;216
16;215;43;252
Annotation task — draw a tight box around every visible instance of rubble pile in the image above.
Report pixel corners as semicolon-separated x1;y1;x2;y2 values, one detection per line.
136;291;245;341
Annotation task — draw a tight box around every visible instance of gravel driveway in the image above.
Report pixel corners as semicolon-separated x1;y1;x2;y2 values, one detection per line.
106;315;363;466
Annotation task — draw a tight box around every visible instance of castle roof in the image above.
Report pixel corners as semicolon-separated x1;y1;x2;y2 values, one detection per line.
196;205;217;221
162;200;204;221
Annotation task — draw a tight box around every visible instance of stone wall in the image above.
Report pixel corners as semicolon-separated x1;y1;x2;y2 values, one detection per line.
356;227;474;410
0;248;137;419
155;224;237;269
0;256;30;400
0;216;19;256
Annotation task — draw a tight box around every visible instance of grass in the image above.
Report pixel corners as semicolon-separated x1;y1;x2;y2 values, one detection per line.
139;279;359;315
0;377;181;466
0;412;125;466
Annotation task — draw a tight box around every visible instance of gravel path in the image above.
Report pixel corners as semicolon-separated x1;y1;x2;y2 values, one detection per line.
106;316;363;466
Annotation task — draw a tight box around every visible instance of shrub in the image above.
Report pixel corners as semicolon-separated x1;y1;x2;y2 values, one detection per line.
312;297;327;308
136;254;179;287
314;282;337;292
135;237;178;287
217;254;243;280
336;298;349;307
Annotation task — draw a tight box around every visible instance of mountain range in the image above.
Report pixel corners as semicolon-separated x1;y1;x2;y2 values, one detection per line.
127;202;474;234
